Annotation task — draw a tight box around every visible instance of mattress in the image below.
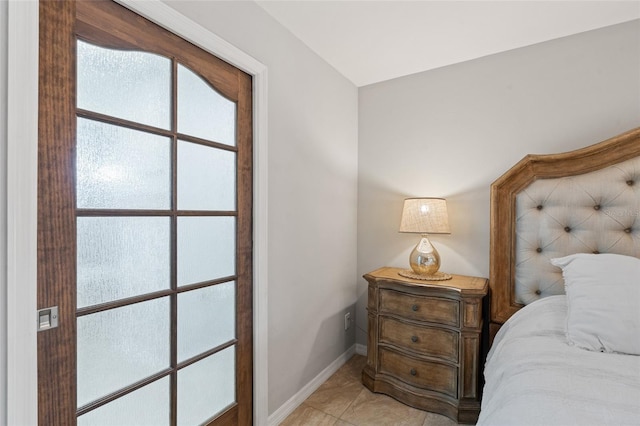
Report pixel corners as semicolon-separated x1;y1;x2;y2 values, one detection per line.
478;295;640;426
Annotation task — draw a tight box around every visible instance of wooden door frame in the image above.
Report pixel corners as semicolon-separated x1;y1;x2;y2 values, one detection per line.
4;1;269;424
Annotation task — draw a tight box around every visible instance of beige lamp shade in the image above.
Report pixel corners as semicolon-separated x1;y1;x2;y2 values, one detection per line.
399;198;450;234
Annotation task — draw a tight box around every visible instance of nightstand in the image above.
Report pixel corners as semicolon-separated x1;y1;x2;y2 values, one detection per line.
361;267;488;424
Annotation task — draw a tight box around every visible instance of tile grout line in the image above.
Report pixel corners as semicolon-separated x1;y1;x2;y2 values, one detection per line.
305;356;366;425
335;387;367;425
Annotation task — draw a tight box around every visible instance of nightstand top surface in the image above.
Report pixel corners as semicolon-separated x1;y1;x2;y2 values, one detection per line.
364;267;488;294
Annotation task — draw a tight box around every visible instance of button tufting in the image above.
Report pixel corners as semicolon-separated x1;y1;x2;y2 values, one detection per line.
514;156;640;308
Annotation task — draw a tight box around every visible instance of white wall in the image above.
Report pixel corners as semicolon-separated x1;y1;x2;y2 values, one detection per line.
356;20;640;347
1;0;8;423
163;1;359;416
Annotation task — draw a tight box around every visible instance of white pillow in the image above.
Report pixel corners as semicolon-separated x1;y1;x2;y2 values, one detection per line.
550;253;640;355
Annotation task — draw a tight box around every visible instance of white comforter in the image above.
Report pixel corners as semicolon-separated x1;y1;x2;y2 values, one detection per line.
478;296;640;426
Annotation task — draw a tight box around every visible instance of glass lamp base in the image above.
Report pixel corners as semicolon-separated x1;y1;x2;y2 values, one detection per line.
405;235;452;280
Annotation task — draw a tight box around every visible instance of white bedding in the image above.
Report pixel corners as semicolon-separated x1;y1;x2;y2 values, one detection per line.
478;296;640;426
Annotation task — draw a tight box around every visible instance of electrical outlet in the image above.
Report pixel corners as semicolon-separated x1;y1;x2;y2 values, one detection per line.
344;312;351;331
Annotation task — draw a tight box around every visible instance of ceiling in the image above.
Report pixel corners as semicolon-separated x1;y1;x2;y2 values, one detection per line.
255;1;640;87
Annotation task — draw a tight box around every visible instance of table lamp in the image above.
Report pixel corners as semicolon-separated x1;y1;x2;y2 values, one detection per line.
398;197;452;280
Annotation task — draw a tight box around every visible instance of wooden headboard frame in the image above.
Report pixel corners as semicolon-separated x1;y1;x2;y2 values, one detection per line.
489;127;640;340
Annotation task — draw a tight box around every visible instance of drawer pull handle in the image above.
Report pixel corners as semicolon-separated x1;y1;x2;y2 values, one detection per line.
411;336;418;343
410;368;417;376
411;304;418;312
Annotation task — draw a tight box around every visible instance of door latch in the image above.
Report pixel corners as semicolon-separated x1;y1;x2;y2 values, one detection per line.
37;306;59;332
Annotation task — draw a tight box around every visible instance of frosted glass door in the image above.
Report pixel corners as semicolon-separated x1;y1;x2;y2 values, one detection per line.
74;37;241;425
37;2;252;423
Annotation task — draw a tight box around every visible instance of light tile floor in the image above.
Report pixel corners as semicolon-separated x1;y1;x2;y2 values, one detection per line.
280;355;464;426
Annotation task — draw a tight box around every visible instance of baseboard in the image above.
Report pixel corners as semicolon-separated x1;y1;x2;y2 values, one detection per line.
267;344;357;426
355;343;367;356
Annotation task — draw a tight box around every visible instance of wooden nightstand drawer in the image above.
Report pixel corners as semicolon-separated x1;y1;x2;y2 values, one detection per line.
379;316;459;362
379;289;459;327
379;348;457;398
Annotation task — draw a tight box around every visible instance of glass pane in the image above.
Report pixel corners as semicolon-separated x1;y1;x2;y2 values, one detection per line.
177;141;236;211
76;118;171;210
77;40;171;129
177;217;235;286
77;217;170;308
178;282;236;362
77;298;170;407
177;346;236;425
177;64;236;145
77;377;170;426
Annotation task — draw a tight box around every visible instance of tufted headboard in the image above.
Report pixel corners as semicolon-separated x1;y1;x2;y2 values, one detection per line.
489;127;640;340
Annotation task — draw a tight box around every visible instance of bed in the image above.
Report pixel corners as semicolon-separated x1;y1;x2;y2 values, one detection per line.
478;127;640;425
